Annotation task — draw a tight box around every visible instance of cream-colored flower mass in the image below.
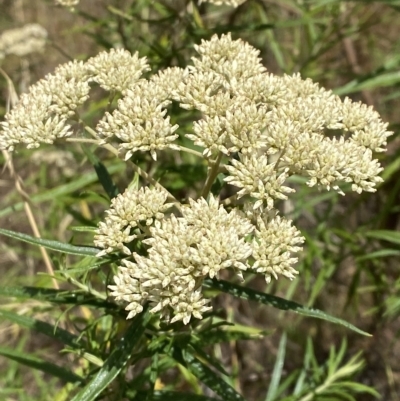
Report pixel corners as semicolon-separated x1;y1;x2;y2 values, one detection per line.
0;23;47;60
0;33;391;325
200;0;248;7
55;0;79;7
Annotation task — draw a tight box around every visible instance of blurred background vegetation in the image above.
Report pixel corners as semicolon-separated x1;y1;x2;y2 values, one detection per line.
0;0;400;400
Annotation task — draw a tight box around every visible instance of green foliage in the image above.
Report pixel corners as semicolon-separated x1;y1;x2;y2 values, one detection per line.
1;0;399;400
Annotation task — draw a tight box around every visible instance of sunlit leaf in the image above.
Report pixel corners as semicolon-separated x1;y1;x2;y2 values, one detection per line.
205;279;370;336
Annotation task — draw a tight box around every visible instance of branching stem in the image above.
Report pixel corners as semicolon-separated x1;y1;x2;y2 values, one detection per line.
201;151;223;198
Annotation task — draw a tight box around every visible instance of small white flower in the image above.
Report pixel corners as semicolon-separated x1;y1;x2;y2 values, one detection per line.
252;215;305;283
225;154;295;210
97;80;179;160
199;0;247;7
55;0;79;7
94;187;173;256
86;48;150;93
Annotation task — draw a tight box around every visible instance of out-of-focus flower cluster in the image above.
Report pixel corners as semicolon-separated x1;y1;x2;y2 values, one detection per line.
0;24;47;60
55;0;80;7
0;33;391;325
200;0;248;6
54;0;247;9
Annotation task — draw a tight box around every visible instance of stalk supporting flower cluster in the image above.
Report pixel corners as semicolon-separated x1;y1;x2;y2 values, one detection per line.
0;33;391;325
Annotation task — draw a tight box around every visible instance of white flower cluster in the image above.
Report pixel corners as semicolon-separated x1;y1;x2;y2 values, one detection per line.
55;0;79;7
200;0;248;7
0;50;150;151
0;23;47;60
0;33;391;325
173;34;391;197
96;77;181;161
94;186;174;256
107;194;304;324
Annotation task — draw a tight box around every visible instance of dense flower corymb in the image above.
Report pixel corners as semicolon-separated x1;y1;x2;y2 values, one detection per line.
94;186;174;256
0;32;391;325
105;194;304;324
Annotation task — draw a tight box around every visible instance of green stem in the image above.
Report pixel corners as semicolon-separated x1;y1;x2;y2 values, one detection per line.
129;161;178;203
221;193;238;206
201;152;223;198
66;138;100;144
106;91;117;113
273;148;286;172
65;274;107;300
82;123;119;157
177;145;204;158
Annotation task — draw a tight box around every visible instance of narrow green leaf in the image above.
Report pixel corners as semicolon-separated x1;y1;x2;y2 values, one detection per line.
66;256;110;274
0;286;116;310
204;279;370;336
69;226;98;233
0;309;79;348
265;332;287;401
364;230;400;245
173;346;245;401
381;155;400;181
147;352;160;401
356;249;400;261
70;309;151;401
334;71;400;95
190;342;229;376
196;326;269;346
0;346;83;384
151;391;220;401
0;163;124;218
0;228;99;256
82;145;119;199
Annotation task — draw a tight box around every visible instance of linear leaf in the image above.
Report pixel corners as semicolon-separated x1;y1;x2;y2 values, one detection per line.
70;309;151;401
151;391;221;401
265;332;287;401
334;71;400;95
0;309;79;348
0;228;99;256
196;328;269;346
0;163;124;218
356;249;400;261
0;346;83;384
173;346;245;401
82;145;119;199
364;230;400;245
0;286;116;310
204;279;370;336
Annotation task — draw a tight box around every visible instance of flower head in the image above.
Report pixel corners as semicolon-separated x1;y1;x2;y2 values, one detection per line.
200;0;247;6
97;79;179;160
55;0;80;7
252;214;305;283
94;186;173;256
225;154;295;210
0;23;47;60
107;195;255;324
0;88;72;151
86;49;150;93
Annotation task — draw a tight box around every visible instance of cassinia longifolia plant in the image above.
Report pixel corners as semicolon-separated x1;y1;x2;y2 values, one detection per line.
0;34;392;326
